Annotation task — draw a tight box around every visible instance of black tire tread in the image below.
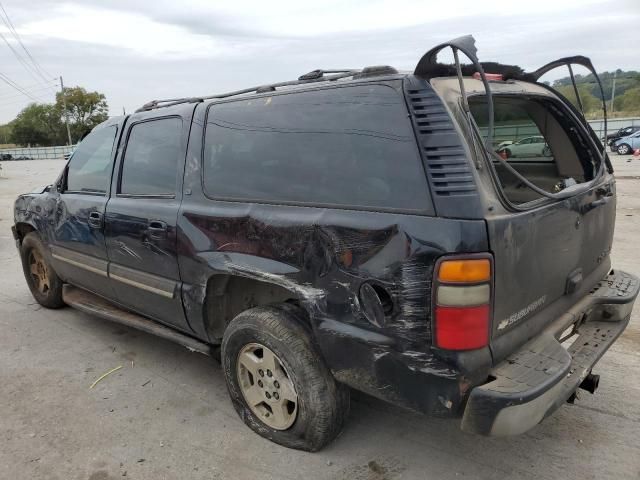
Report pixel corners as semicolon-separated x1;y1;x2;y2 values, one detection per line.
222;304;349;451
20;232;65;309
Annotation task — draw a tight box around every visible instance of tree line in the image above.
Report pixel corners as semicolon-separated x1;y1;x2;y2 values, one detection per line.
552;70;640;117
0;86;108;146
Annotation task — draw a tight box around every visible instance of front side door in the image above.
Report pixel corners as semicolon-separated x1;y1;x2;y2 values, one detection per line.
104;107;193;332
49;122;120;299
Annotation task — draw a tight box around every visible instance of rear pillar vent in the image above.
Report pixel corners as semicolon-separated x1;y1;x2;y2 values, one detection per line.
404;76;483;219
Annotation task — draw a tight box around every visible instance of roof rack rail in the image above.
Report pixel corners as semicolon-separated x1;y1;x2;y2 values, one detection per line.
136;69;361;112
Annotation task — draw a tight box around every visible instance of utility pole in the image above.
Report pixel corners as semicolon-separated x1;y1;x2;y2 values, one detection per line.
610;71;617;115
60;76;72;146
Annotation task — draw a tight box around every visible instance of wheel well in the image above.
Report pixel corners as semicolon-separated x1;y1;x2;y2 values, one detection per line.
204;274;307;341
15;223;36;243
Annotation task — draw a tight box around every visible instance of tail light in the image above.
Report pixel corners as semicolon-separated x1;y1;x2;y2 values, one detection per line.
433;256;493;350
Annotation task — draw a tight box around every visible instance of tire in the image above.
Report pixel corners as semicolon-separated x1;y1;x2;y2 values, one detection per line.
617;144;631;155
542;145;551;157
221;304;349;451
20;232;64;308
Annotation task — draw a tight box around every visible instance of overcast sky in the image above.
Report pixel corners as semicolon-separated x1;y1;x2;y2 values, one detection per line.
0;0;638;123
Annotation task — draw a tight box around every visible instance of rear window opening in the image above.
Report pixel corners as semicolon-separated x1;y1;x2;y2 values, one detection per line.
469;95;601;205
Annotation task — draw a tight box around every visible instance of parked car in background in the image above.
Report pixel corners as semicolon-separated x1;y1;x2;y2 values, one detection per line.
11;36;639;451
496;140;514;150
605;125;640;150
613;130;640;155
498;135;551;158
0;153;13;161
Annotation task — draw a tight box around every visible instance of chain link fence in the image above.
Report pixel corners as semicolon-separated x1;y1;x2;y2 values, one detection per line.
0;145;75;161
588;117;640;140
480;117;640;147
1;117;638;160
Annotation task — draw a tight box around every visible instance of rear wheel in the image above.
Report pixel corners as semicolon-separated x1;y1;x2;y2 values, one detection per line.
617;143;631;155
20;232;64;308
221;304;349;451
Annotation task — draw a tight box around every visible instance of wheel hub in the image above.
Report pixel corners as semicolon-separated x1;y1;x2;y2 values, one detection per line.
236;343;298;430
29;250;50;294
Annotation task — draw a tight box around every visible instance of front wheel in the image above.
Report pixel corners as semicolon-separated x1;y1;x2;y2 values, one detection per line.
221;304;349;451
20;232;64;308
617;143;631;155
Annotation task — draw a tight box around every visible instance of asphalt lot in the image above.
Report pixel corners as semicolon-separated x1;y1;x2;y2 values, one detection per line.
1;158;639;480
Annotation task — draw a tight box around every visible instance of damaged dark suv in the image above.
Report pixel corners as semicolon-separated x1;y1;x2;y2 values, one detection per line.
12;36;639;451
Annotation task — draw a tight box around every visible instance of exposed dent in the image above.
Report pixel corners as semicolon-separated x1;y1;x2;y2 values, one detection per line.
222;257;326;305
115;241;142;261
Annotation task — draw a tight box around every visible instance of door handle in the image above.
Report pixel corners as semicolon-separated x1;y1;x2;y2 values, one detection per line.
582;193;612;214
88;211;102;229
147;220;168;239
595;186;613;198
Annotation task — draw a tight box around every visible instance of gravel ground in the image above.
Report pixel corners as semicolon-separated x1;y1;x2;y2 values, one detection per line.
1;158;639;480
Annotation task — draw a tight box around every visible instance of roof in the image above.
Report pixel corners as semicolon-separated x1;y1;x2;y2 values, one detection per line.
135;66;402;113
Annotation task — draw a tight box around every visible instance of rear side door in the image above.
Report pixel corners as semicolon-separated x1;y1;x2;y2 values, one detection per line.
104;105;194;332
49;121;120;299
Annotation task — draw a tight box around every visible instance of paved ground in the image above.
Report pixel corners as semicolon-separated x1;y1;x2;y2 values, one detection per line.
1;158;639;480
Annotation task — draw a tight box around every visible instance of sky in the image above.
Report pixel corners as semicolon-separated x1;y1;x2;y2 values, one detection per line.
0;0;638;123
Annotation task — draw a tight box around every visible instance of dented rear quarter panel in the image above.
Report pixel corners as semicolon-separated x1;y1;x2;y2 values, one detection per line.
177;102;490;415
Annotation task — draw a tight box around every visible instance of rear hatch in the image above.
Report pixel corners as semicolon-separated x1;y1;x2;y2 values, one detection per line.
486;154;615;342
470;83;615;360
417;37;616;360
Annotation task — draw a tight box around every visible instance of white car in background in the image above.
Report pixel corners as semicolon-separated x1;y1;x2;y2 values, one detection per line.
499;135;551;158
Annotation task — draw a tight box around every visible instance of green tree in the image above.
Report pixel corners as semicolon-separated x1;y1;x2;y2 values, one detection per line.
0;123;12;145
554;84;602;114
56;86;108;142
615;86;640;113
9;103;65;146
7;85;109;146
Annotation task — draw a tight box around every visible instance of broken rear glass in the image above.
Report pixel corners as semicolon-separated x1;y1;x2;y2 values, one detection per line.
470;95;601;205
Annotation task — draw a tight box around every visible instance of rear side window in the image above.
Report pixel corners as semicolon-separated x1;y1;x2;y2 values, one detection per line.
120;117;182;196
66;126;117;194
202;85;430;211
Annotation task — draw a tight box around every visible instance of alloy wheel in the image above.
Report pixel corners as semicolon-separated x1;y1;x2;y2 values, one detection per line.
29;249;50;294
236;342;298;430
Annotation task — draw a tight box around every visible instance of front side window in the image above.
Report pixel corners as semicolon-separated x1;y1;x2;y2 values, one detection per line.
202;85;430;211
66;126;117;194
120;117;182;196
471;95;600;205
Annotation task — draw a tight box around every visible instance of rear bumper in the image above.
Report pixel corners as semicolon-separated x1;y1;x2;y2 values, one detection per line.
462;270;639;436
